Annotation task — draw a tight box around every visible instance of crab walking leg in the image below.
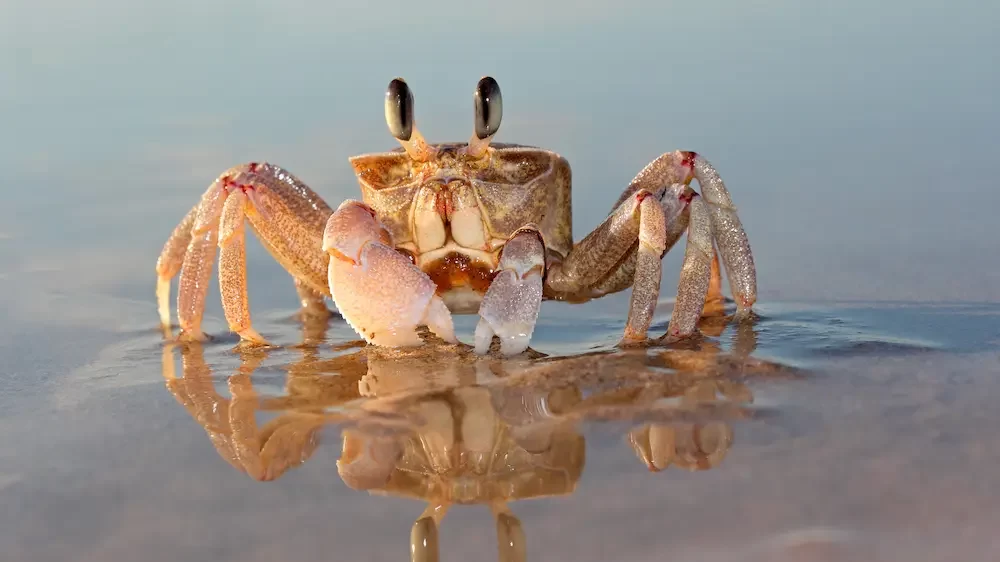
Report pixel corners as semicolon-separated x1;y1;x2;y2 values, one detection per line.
155;204;198;332
293;277;333;319
233;163;333;298
622;185;700;342
157;162;335;339
703;248;727;316
608;150;700;213
663;202;728;312
620;194;668;342
217;190;268;345
324;201;456;347
586;195;692;297
177;185;228;341
547;184;692;297
474;228;545;356
665;197;714;338
663;200;691;255
690;154;757;313
661;206;724;315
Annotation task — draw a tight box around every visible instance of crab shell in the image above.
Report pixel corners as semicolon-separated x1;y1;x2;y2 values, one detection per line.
348;143;572;313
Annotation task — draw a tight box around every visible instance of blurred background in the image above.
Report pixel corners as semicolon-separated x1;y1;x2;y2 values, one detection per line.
3;0;998;311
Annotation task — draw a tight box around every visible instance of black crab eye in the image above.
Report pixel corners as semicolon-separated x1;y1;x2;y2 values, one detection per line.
474;76;502;140
385;77;414;141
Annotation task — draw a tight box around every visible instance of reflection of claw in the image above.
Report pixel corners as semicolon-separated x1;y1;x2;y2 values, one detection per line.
337;430;403;490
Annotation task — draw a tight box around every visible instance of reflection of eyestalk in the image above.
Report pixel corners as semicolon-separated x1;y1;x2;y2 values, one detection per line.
385;78;436;162
409;501;526;562
466;76;503;158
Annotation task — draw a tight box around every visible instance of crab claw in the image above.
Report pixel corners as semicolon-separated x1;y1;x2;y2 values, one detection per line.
474;228;545;356
323;201;456;347
336;430;403;491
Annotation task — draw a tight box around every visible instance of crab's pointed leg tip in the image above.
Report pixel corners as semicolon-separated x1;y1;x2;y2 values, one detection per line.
736;293;757;310
237;328;271;347
474;319;495;355
178;329;209;343
156;278;172;326
423;296;457;345
617;335;649;349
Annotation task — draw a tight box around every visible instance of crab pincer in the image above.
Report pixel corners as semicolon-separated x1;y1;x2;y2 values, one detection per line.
323;200;457;347
474;227;546;356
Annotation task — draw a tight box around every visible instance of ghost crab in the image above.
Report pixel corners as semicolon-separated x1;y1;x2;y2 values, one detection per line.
156;76;756;356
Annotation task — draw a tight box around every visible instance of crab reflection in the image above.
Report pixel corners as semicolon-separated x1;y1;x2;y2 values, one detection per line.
162;315;794;561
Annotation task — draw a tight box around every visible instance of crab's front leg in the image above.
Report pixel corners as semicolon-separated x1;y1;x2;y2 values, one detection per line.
474;227;546;356
323;201;456;347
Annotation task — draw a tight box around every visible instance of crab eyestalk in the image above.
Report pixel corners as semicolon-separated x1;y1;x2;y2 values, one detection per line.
385;78;435;161
467;76;502;158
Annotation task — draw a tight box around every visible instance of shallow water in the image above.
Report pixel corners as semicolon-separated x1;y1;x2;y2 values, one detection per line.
2;287;999;561
5;0;1000;559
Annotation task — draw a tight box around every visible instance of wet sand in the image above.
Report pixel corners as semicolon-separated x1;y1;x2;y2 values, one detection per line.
2;274;998;561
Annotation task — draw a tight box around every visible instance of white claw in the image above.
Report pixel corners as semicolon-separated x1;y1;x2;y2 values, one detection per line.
424;295;458;344
474;318;497;355
324;201;456;348
475;269;543;356
475;230;545;357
